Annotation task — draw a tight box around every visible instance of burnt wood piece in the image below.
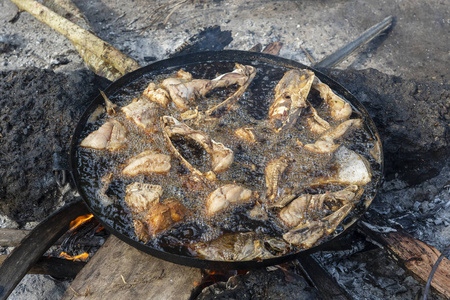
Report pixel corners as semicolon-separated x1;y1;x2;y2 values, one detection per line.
0;256;85;279
296;254;352;300
262;41;284;56
358;221;450;299
248;43;262;52
0;199;89;300
169;25;233;58
61;235;202;300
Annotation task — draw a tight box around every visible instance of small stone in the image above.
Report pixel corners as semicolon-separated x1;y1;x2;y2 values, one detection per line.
420;201;429;212
434;218;443;225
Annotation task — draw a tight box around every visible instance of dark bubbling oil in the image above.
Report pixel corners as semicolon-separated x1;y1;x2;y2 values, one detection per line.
76;61;382;260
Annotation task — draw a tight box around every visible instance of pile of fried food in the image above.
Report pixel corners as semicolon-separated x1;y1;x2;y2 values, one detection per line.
79;63;378;261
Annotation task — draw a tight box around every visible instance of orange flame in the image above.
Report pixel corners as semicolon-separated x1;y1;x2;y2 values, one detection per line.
69;214;94;230
59;251;89;262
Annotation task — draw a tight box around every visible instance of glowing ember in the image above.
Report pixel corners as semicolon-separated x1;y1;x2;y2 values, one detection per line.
69;214;94;230
59;251;89;262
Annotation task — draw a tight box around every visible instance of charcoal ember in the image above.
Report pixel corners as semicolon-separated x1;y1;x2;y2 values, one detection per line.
0;68;108;224
328;68;449;185
196;268;318;300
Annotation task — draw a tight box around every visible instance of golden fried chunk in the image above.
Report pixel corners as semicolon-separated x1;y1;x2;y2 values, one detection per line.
161;64;255;112
313;80;352;120
234;127;257;143
264;156;291;203
142;82;170;108
132;199;188;241
304;119;362;154
283;203;353;248
162;116;234;174
125;182;163;213
206;184;253;216
80;119;127;151
279;185;362;228
269;69;315;131
122;150;171;176
122;98;159;132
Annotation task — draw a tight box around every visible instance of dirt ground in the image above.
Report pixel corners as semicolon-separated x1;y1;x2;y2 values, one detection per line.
0;0;449;299
1;0;449;82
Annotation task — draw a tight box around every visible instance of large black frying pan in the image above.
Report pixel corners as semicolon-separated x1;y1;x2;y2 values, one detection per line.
69;50;384;270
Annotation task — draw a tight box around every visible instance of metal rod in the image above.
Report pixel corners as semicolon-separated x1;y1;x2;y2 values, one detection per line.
314;16;393;69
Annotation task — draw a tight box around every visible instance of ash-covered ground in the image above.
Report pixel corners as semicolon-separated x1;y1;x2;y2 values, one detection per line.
0;0;449;299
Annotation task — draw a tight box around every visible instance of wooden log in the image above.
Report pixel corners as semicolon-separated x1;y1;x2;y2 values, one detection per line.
358;221;450;299
42;0;124;81
9;0;141;76
61;235;202;300
0;255;85;278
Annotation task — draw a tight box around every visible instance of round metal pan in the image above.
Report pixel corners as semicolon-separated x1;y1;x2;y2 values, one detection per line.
69;50;383;270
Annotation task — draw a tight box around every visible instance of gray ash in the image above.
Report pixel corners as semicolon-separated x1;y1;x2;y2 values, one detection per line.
0;68;109;224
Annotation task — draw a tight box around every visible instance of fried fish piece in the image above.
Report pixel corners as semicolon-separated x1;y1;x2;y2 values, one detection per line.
80;119;127;151
279;185;363;228
305;101;331;134
161;64;256;112
310;146;372;186
125;182;163;213
122;98;159;132
162;116;234;174
264;156;291;203
234;127;257;143
283;203;353;248
312;80;352;121
206;184;253;216
303;119;362;154
269;69;315;131
142;82;170;108
122;149;171;176
134;199;188;241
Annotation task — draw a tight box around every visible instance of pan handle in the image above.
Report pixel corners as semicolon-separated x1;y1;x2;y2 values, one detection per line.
0;199;89;300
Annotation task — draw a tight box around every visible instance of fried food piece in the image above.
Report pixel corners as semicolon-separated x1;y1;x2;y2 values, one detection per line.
269;69;315;131
142;82;170;108
122;150;171;176
305;101;331;134
279;185;362;228
193;232;286;261
205;64;256;117
311;146;372;186
304;119;362;154
80;119;127;151
234;127;257;143
264;156;291;203
125;182;163;213
122;98;159;132
206;184;253;216
283;203;353;248
312;80;352;120
134;199;188;241
162;116;234;174
161;64;256;112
